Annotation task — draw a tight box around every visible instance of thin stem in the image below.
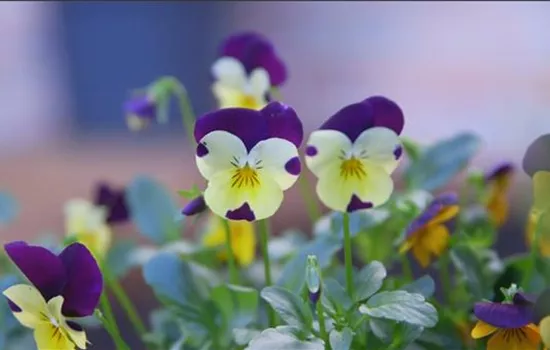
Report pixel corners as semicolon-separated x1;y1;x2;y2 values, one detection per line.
222;218;239;284
439;252;452;304
298;174;322;224
316;301;329;349
170;78;196;148
400;254;413;283
99;291;130;350
258;219;276;326
342;212;354;299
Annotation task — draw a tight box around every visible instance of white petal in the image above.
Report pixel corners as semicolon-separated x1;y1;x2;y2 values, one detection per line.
353;127;402;174
305;130;352;177
316;161;394;212
204;169;284;221
250;138;300;191
248;68;270;97
211;57;247;89
196;130;248;180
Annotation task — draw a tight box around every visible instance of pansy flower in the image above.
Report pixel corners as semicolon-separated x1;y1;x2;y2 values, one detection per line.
194;101;303;221
94;182;129;224
65;199;112;260
3;241;103;350
212;32;286;110
202;214;256;266
399;192;459;268
484;162;514;227
124;94;157;131
471;292;543;350
305;96;404;212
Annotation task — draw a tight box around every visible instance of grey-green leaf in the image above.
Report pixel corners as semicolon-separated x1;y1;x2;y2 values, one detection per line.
359;291;438;328
402;275;436;299
261;286;313;330
0;191;18;225
355;261;387;302
245;328;324;350
233;328;262;346
329;328;353;350
322;278;352;314
211;284;258;330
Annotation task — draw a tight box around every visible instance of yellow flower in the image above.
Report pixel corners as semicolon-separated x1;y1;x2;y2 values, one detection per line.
64;199;111;260
484;162;514;227
541;316;550;348
472;321;542;350
399;193;459;268
211;57;269;110
202;214;256;266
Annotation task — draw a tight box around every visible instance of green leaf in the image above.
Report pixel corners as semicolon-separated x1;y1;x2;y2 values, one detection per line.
126;175;180;244
355;261;387;302
105;239;137;278
329;328;353;350
277;236;342;293
0;191;18;225
211;284;258;330
535;288;550;323
359;291;438;327
261;286;313;330
177;184;202;199
405;132;481;191
369;318;424;347
402;275;436;299
450;245;488;300
401;137;422;163
322;278;353;314
245;328;324;350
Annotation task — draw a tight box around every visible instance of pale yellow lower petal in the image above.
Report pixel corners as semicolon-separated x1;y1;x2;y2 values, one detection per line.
46;296;88;349
34;323;75;350
3;284;48;328
250;138;300;190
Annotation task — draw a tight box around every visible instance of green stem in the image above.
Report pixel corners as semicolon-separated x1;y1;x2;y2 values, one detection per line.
342;213;354;299
170;78;196;148
258;219;276;326
99;291;130;350
316;301;329;349
222;218;239;284
400;254;413;283
439;252;452;304
298;174;322;224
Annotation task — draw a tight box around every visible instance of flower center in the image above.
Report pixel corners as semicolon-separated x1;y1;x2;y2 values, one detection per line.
340;157;366;180
239;94;260;109
231;165;260;189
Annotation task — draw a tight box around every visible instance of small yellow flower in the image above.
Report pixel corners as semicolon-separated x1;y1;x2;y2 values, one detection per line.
202;214;256;266
484;162;514;227
64;199;112;260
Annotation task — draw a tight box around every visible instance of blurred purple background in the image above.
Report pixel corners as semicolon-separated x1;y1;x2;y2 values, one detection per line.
0;1;549;348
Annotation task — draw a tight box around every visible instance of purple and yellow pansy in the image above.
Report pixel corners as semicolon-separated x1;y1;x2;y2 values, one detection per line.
194;101;303;221
212;32;286;110
471;292;543;350
3;241;103;350
399;192;459;268
484;162;514;227
305;96;404;212
124;95;157;131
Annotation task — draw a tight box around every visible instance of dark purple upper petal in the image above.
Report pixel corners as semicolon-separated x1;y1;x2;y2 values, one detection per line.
523;134;550;177
363;96;405;135
513;291;536;306
260;102;303;147
58;243;103;317
181;196;207;216
94;182;129;224
320;101;375;142
123;95;156;120
4;241;66;301
405;192;459;237
486;162;514;182
474;301;533;328
219;32;287;86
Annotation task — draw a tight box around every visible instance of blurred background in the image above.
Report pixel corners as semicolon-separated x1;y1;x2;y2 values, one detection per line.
1;1;549;348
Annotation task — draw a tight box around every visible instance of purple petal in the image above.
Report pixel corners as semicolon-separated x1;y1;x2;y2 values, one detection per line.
320;102;375;142
513;292;536;306
7;299;21;312
523;134;550;177
123;95;156;120
486;162;515;182
196;143;209;157
194;108;269;152
261;102;303;148
66;321;83;332
474;301;533;328
181;196;207;216
405;192;459;237
285;157;301;175
219;32;287;86
94;183;129;224
363;96;405;135
346;195;373;212
306;146;318;157
59;243;103;317
226;203;255;222
4;241;66;301
393;146;403;160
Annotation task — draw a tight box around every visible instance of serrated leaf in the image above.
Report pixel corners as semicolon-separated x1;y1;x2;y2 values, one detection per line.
402;275;436;299
261;286;313;330
126;175;180;244
359;291;438;327
211;284;258;330
0;192;18;225
245;328;324;350
329;328;353;350
355;261;387;302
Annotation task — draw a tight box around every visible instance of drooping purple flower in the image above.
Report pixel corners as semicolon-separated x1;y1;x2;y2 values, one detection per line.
486;162;515;183
94;182;130;224
181;195;207;216
218;32;287;87
124;95;157;131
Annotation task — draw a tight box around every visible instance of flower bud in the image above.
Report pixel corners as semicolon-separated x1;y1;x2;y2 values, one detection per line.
306;255;321;304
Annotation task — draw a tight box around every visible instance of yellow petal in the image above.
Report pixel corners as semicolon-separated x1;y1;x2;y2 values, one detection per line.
419;225;450;259
3;284;48;328
525;209;550;258
486;192;508;227
305;130;353;178
541;317;550;348
353;127;402;174
471;320;497;339
427;205;460;227
251;138;300;190
196;130;248;180
231;220;256;266
412;243;431;268
65;199;111;259
46;296;88;349
533;171;550;214
487;327;540;350
34;323;75;350
212;83;266;109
